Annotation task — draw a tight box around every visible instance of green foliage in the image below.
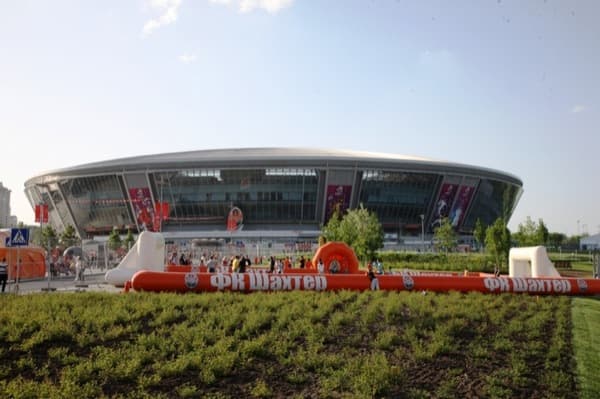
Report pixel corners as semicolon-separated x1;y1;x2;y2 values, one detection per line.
512;216;549;247
376;251;496;273
548;232;567;249
433;217;457;253
0;291;582;398
40;225;59;250
322;204;384;261
473;218;486;252
124;229;136;250
59;224;79;248
107;227;122;251
571;297;600;398
322;205;343;242
485;218;511;272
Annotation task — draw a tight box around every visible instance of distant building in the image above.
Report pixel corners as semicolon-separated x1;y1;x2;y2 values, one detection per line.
8;215;18;227
0;182;10;228
580;234;600;251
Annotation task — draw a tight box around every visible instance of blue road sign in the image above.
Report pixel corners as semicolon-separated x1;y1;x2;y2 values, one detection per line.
10;228;30;247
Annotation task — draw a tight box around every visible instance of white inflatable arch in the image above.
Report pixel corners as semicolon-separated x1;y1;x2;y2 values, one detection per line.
508;246;561;278
105;231;165;286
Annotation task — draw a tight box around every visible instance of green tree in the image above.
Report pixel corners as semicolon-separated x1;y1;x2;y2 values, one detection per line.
512;216;537;246
513;217;550;247
59;224;79;248
29;226;41;247
473;218;486;252
433;217;457;253
124;229;136;250
565;235;581;249
321;204;384;261
536;219;549;246
322;204;343;242
485;218;511;273
40;225;59;251
107;228;123;251
318;235;327;247
548;232;566;249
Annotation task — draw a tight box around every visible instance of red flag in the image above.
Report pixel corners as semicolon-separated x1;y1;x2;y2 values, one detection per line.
35;204;49;223
154;202;170;220
161;202;170;220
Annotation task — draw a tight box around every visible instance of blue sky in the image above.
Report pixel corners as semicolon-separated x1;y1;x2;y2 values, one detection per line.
1;0;598;236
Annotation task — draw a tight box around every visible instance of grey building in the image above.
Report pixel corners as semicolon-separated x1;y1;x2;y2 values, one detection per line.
24;148;523;243
580;234;600;251
0;182;11;228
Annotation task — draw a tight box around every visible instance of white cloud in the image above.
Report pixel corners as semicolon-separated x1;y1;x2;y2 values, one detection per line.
178;53;197;63
209;0;294;14
571;104;587;114
142;0;182;37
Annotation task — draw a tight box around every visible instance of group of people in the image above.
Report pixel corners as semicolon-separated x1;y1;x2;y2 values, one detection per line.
48;255;86;280
268;255;310;274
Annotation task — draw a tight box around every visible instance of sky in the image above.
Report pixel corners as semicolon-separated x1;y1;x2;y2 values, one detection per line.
1;0;598;236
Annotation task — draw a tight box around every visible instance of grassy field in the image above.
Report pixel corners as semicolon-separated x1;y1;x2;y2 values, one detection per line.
0;290;583;398
571;297;600;399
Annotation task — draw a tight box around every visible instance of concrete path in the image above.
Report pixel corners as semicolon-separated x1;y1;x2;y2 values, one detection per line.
1;268;122;295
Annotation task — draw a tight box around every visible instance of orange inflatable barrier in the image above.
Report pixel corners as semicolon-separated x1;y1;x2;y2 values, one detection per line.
312;242;359;274
130;270;600;296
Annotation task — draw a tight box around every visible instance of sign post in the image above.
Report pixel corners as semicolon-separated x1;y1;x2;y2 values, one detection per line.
36;204;51;291
10;228;30;294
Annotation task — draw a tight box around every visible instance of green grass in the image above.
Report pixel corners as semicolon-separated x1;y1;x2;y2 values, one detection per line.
0;291;584;398
572;297;600;398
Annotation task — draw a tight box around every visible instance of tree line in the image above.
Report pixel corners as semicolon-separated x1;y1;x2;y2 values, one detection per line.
321;205;586;272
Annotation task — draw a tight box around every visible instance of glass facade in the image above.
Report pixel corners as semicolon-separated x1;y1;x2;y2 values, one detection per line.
358;170;439;232
24;153;522;240
462;179;522;232
150;168;320;228
59;175;133;235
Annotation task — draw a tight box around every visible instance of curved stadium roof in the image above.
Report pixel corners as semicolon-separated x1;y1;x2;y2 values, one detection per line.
26;147;522;187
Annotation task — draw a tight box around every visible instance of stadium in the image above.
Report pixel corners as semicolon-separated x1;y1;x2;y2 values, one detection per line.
24;148;522;251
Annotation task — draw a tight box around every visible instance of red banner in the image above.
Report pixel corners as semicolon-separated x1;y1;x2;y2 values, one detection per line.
227;207;243;231
430;183;458;229
449;185;475;229
35;204;48;223
325;185;352;221
129;188;155;231
154;202;170;220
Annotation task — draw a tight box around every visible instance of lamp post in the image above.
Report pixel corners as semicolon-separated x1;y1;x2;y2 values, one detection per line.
420;214;425;253
35;201;51;291
397;219;402;245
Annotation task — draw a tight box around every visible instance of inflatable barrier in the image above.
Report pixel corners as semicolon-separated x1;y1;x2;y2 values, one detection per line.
312;242;359;274
130;270;600;296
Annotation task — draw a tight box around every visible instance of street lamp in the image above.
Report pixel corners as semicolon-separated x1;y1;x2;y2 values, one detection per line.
420;214;425;253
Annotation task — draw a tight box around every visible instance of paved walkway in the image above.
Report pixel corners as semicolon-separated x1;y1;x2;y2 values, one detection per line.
1;268;122;295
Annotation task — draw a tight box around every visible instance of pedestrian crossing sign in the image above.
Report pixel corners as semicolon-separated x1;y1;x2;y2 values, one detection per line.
10;228;29;247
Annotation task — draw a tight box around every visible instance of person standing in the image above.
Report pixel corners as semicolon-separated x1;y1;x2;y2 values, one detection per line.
366;263;379;290
74;256;84;282
317;258;325;274
269;256;275;273
0;258;8;293
206;255;217;273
